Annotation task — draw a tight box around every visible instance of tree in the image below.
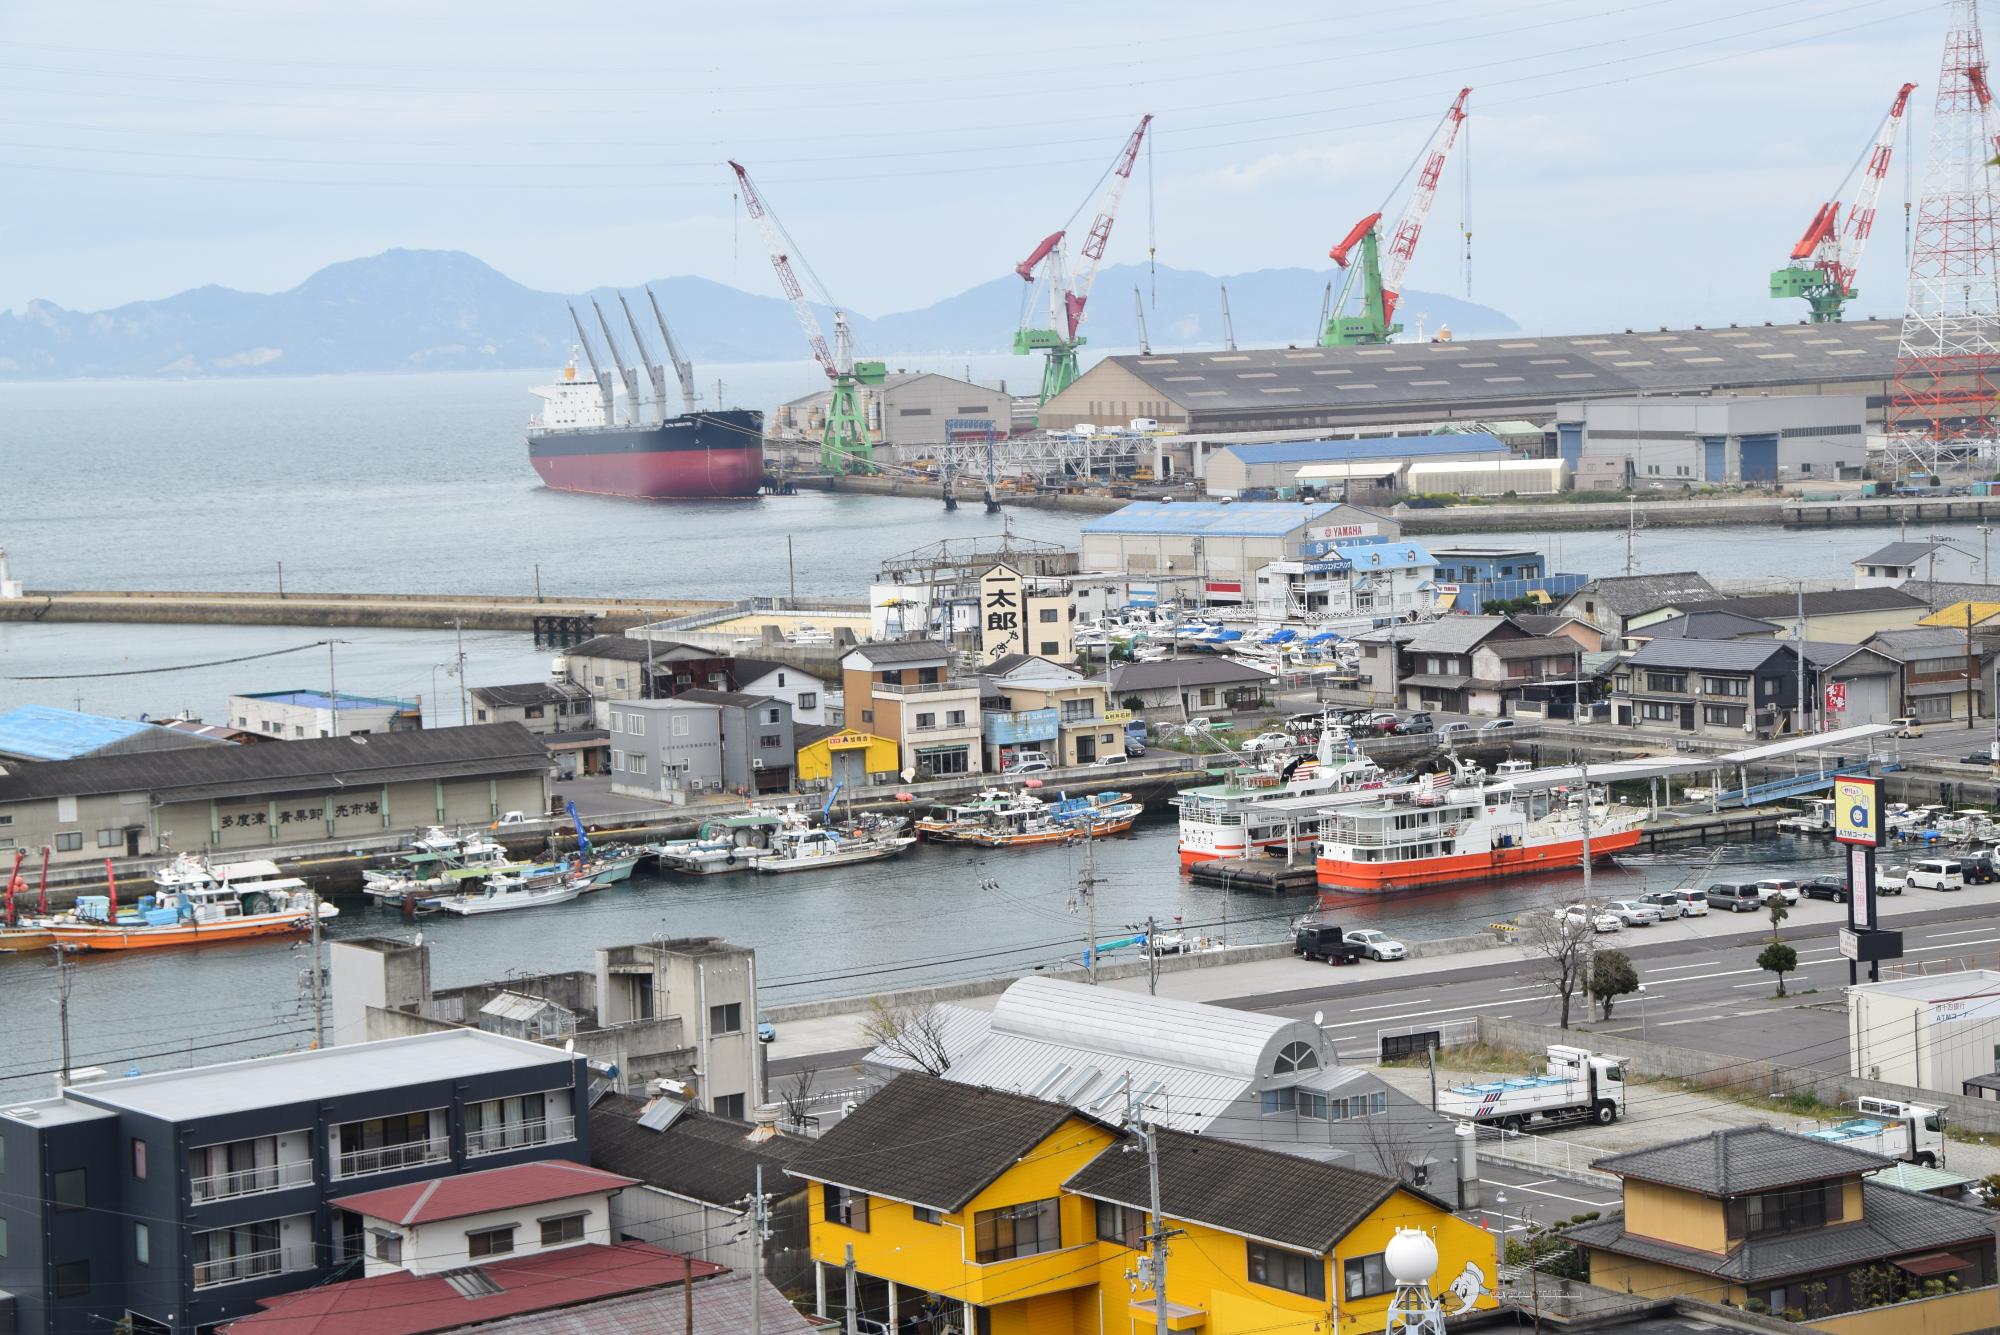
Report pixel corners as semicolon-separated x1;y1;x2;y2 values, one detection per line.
1767;895;1790;936
1588;949;1639;1020
778;1065;820;1133
1758;941;1799;997
1516;904;1595;1029
860;998;954;1075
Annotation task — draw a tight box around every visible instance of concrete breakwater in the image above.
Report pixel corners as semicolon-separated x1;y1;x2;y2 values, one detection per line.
0;589;727;633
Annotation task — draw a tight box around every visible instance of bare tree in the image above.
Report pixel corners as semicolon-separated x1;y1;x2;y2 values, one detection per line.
860;999;953;1075
1516;902;1596;1030
778;1065;819;1132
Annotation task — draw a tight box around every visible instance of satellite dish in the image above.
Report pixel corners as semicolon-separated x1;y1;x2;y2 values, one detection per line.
1313;1010;1325;1026
901;767;917;783
564;1038;576;1054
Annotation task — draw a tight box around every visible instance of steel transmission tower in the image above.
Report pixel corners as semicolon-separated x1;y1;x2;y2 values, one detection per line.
1889;0;2000;478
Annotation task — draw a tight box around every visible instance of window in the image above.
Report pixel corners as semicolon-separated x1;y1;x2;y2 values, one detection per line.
1731;1182;1841;1238
1041;642;1060;656
765;708;781;724
1639;700;1677;723
131;1138;148;1181
1298;1090;1329;1120
1273;1040;1320;1075
53;1259;89;1299
1261;1088;1295;1115
924;748;971;776
468;1226;516;1258
709;1002;743;1034
98;828;122;848
714;1093;745;1120
947;710;967;727
594;675;605;687
759;735;782;748
295;726;306;738
974;1197;1061;1263
523;705;543;720
53;1167;86;1211
628;714;646;737
540;1214;587;1246
1700;676;1747;697
1096;1201;1144;1249
824;1185;870;1231
55;832;83;852
1914;656;1969;674
373;1231;403;1264
630;754;647;777
0;815;9;827
1249;1243;1327;1299
609;711;623;733
672;714;690;737
914;1206;942;1225
476;708;490;722
1039;608;1060;623
610;752;623;773
1704;705;1746;727
615;677;627;690
916;711;936;729
134;1221;150;1266
1645;672;1687;693
799;692;818;710
1345;1252;1392;1298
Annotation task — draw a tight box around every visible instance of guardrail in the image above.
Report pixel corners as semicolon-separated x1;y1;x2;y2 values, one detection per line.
334;1136;451;1180
193;1244;314;1289
1473;1123;1621;1186
190;1159;314;1204
465;1115;577;1158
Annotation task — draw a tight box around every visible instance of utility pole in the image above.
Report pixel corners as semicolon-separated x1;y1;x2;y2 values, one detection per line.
327;640;341;738
1426;1041;1438;1110
843;1244;858;1335
1966;601;1979;732
1623;498;1637;577
1142;1119;1174;1335
310;889;325;1047
1578;753;1596;1000
1145;913;1159;995
788;536;797;604
1081;824;1100;983
745;1165;771;1335
1794;579;1807;734
534;562;543;604
51;943;74;1087
454;618;469;726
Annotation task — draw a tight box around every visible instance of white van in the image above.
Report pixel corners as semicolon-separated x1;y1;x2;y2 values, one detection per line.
1003;751;1053;774
1909;858;1966;892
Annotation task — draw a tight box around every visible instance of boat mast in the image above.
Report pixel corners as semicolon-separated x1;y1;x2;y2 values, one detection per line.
567;304;617;424
616;292;670;424
591;300;642;427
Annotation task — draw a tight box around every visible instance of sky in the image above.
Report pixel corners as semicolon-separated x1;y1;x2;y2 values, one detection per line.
0;0;1950;336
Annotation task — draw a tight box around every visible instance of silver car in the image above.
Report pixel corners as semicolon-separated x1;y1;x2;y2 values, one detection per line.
1602;899;1661;927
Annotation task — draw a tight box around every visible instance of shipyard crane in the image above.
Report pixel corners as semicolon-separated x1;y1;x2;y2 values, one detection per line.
1322;87;1470;346
1771;82;1918;323
728;159;885;474
1220;283;1238;351
1134;287;1151;355
1014;115;1154;414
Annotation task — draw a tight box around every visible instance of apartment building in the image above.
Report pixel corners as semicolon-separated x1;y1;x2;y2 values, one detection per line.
839;640;983;779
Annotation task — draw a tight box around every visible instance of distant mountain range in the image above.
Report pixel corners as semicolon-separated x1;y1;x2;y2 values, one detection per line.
0;248;1518;379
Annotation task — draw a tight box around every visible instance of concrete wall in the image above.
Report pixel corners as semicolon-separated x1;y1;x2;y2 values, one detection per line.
1815;1285;2000;1335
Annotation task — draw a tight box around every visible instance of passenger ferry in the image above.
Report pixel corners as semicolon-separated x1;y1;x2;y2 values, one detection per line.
1173;731;1395;867
1314;765;1645;893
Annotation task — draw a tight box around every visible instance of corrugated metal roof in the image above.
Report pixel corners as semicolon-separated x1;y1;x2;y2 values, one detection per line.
1223;433;1507;465
1082;500;1349;537
0;705;165;761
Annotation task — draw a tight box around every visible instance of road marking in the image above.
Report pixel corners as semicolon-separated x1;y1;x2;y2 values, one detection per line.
1926;927;1999;939
1911;935;2000;952
1640;959;1722;973
1502;1181;1620;1208
1497;983;1550;993
1351;998;1433;1012
1655;1015;1730;1027
1639;967;1762;986
1323;999;1506;1031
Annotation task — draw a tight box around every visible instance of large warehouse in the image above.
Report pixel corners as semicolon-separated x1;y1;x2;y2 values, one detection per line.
1040;319;1901;439
1204;432;1511;498
772;370;1011;461
1080;500;1396;602
1556;393;1867;487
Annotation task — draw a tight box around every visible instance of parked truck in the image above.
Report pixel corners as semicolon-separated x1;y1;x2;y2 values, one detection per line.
1803;1097;1947;1168
1293;921;1365;965
1436;1044;1626;1129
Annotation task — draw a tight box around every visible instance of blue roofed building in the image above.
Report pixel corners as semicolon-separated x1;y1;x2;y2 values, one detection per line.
0;705;233;764
1204;432;1512;498
229;691;422;740
1080;501;1398;607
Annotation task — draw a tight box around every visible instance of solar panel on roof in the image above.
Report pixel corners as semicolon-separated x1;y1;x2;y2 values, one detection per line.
636;1098;688;1133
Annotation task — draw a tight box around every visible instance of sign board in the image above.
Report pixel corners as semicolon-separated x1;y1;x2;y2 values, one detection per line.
1308;522;1378;542
1838;927;1903;963
978;564;1026;663
1833;775;1880;847
1824;682;1847;713
1847;844;1876;929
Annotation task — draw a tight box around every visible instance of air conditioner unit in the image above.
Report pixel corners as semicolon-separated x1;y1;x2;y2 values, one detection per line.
751;759;765;769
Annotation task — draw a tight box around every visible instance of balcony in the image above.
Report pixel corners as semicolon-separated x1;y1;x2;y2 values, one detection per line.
191;1159;314;1204
334;1137;451;1180
466;1115;577;1158
873;680;978;697
192;1244;314;1290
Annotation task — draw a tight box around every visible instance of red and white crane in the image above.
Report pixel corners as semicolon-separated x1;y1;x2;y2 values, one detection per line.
1771;82;1918;322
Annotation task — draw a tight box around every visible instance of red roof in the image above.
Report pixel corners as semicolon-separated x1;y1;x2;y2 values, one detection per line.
218;1242;723;1335
330;1161;637;1226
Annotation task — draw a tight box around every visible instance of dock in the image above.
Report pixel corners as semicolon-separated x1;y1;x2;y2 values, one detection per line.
0;589;728;633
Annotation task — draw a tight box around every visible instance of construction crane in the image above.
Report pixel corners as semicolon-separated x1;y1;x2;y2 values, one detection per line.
1014;115;1154;415
1771;82;1918;323
1321;87;1471;347
1134;287;1151;356
728;159;886;474
1219;283;1238;351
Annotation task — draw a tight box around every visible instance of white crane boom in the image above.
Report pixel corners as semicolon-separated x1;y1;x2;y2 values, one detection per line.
1379;88;1470;320
728;160;841;379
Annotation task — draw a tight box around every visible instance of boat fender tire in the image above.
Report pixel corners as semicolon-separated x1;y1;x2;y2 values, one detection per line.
1592;1101;1617;1126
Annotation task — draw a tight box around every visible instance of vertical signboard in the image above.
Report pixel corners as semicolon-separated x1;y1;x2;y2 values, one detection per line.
1833;776;1879;846
979;564;1026;664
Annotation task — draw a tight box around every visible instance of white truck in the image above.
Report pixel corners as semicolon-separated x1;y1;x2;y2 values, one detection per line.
1803;1097;1948;1168
1436;1044;1626;1130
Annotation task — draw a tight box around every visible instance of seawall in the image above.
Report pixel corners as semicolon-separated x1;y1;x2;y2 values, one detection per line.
0;589;727;632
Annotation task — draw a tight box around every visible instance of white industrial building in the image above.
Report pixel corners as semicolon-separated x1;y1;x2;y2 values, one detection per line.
1079;501;1398;607
773;370;1011;459
1406;457;1569;498
1252;542;1439;626
229;690;421;739
1204;432;1512;497
1847;969;2000;1095
1555;393;1868;487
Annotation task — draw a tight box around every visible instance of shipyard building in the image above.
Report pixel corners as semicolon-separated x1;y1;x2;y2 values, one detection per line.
773;370;1011;461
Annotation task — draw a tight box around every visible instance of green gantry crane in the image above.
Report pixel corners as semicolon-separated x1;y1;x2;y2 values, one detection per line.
1770;82;1915;323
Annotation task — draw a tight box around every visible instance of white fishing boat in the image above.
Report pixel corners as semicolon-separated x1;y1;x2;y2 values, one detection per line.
433;865;584;916
653;810;787;874
1173;728;1398;867
753;818;914;874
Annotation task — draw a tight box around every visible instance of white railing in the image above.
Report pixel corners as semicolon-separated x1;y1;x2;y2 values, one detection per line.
192;1244;313;1289
190;1159;314;1204
1472;1124;1620;1185
334;1136;451;1180
465;1115;577;1158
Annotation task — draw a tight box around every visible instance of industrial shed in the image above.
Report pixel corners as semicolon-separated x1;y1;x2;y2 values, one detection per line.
1406;457;1570;497
1204;432;1510;496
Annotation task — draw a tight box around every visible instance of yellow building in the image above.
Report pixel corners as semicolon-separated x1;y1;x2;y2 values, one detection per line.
786;1073;1500;1335
795;724;901;788
1568;1126;1997;1330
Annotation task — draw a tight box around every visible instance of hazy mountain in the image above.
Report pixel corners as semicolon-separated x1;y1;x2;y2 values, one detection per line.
0;248;1517;379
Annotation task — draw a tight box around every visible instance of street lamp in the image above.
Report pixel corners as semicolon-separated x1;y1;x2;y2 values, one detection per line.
1637;983;1650;1040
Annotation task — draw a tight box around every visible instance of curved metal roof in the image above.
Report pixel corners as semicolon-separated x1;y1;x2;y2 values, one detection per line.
989;976;1295;1080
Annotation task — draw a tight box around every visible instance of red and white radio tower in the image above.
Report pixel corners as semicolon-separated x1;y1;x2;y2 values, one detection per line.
1889;0;2000;478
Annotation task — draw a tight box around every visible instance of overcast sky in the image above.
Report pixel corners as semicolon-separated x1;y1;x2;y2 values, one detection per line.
0;0;1946;336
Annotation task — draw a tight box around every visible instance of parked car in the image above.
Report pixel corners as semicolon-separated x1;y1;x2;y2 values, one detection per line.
1361;711;1403;735
1800;876;1849;903
1961;851;1998;884
1124;739;1147;757
1004;756;1052;775
1704;882;1764;912
1875;865;1908;894
1294;922;1365;965
1094;753;1130;768
1240;731;1293;753
1395;713;1435;736
1481;718;1518;732
1755;879;1803;905
1555;905;1623;933
1640;889;1708;918
1344;929;1408;961
1602;899;1662;927
757;1022;777;1043
1438;721;1475;740
1891;716;1924;738
495;810;534;827
1909;858;1967;892
1962;752;1998;766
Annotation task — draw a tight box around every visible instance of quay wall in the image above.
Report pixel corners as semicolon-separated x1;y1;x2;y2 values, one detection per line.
0;589;725;632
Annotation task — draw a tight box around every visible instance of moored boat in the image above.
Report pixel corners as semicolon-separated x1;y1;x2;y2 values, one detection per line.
915;788;1043;843
753;817;914;874
433;865;585;916
45;855;336;952
653;810;787;874
1174;729;1397;867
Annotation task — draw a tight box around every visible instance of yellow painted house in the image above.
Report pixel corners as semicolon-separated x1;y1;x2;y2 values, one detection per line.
786;1073;1500;1335
795;725;901;788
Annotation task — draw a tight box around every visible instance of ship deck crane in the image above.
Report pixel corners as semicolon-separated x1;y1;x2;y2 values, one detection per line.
644;286;699;408
1014;115;1153;416
1771;82;1917;323
567;304;616;423
615;293;668;423
591;300;641;426
728;159;885;474
1321;87;1470;347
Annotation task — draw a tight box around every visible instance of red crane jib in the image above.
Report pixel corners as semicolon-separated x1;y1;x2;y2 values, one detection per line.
1382;288;1402;326
1790;202;1840;260
1330;212;1384;267
1016;231;1065;281
1065;292;1088;339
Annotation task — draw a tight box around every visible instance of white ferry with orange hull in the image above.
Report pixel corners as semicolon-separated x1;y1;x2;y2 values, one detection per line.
1314;769;1645;893
1174;732;1394;868
45;854;335;952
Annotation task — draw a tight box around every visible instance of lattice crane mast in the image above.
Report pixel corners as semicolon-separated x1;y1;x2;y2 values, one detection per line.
1321;87;1470;347
1771;82;1918;323
1014;115;1153;414
728;159;885;474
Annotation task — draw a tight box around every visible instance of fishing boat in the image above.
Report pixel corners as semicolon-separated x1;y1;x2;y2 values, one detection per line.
753;816;914;873
654;809;789;874
1314;764;1645;893
1776;798;1837;835
362;838;529;905
45;856;336;952
433;864;585;916
962;792;1140;848
573;849;645;889
0;848;56;951
915;788;1046;843
1173;728;1397;867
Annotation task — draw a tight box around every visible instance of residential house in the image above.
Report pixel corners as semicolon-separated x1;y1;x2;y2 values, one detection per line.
1398;616;1524;714
1803;643;1905;728
1349;625;1422;699
230;690;421;739
1612;640;1805;737
1855;540;1985;589
864;977;1458;1179
607;692;795;799
0;1029;589;1335
1862;627;1985;724
1105;658;1275;722
0;705;232;764
1557;571;1719;642
0;724;551;865
786;1072;1499;1335
840;640;984;779
1512;614;1609;652
1567;1126;1997;1329
559;636;729;705
468;680;594;736
1252;538;1439;627
1079;501;1398;608
1474;635;1591;720
1633;588;1928;646
1625;610;1781;645
793;724;901;791
728;657;832;726
1426;546;1588;614
980;655;1126;769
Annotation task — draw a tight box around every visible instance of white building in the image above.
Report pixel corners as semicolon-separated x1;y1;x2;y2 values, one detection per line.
1854;540;1985;589
336;1160;633;1278
1080;501;1398;608
1847;969;2000;1095
1555;393;1868;486
728;658;833;726
229;690;420;740
1252;539;1438;627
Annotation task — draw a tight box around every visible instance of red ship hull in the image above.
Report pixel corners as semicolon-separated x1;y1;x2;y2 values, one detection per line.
527;409;767;500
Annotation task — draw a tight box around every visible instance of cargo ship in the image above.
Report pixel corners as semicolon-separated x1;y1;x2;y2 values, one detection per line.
526;291;766;500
